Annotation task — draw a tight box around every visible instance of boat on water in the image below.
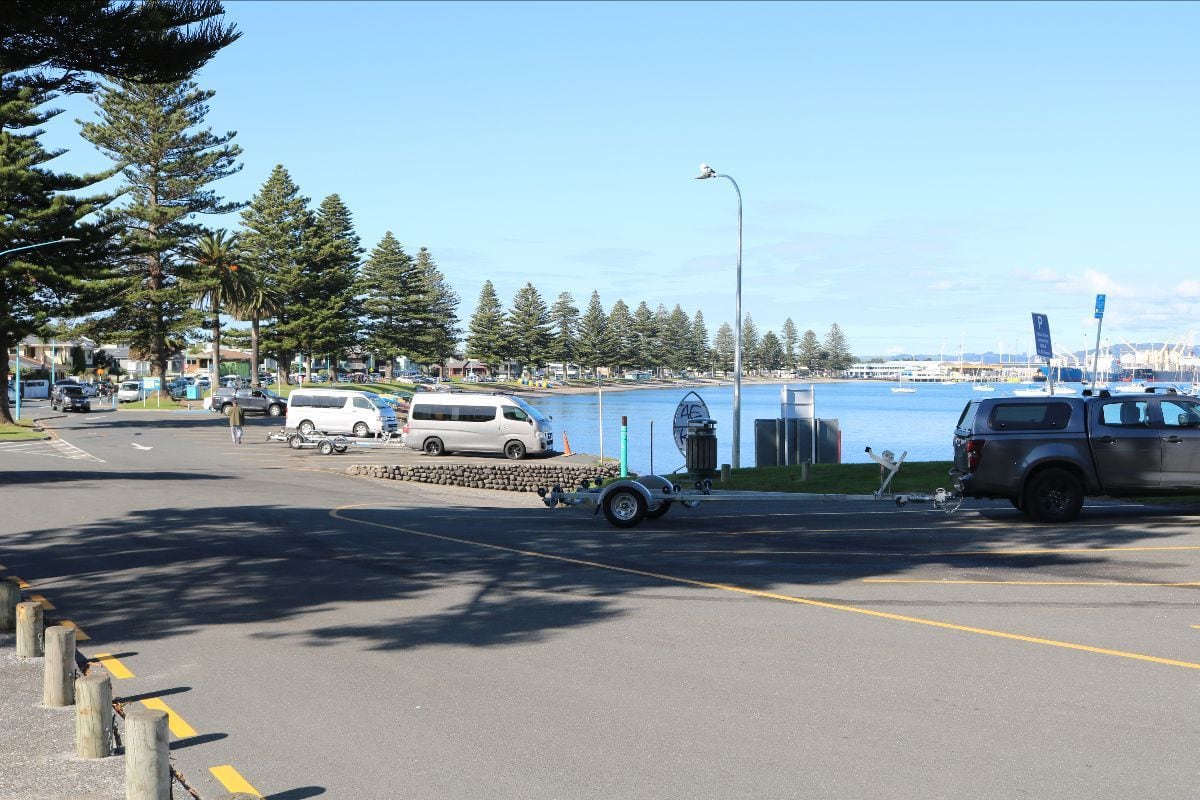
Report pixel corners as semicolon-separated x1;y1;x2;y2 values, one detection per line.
891;373;917;393
1012;384;1078;397
972;383;995;392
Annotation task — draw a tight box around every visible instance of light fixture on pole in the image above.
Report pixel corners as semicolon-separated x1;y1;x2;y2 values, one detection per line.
695;164;743;469
2;237;80;421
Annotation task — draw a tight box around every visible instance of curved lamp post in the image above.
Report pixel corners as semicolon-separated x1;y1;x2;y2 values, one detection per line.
2;237;80;420
695;164;743;468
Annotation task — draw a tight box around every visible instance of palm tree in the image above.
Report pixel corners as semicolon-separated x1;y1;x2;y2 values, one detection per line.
185;230;248;387
228;272;285;388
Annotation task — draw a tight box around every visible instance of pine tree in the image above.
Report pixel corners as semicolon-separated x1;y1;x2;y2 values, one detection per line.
0;84;114;423
823;322;853;372
713;323;735;375
663;305;693;374
799;329;822;373
691;310;711;373
239;165;313;383
631;301;658;371
360;233;418;378
548;291;580;369
608;300;635;374
575;291;610;376
409;247;459;366
759;331;785;371
304;194;362;373
506;282;552;374
741;314;761;373
465;280;509;369
781;318;798;373
79;78;243;378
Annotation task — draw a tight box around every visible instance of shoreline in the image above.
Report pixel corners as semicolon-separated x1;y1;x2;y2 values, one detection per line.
513;377;852;398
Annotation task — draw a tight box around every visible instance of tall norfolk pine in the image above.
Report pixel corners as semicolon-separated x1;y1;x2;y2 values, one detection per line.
79;78;243;378
359;232;420;378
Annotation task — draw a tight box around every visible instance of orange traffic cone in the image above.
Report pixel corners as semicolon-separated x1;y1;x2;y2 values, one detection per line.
561;432;573;456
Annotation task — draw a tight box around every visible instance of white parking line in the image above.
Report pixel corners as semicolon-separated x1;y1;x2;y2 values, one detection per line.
0;439;105;463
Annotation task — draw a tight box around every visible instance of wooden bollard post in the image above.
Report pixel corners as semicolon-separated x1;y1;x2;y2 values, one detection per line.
75;672;113;758
720;463;731;483
15;601;43;657
0;580;18;630
43;625;76;706
125;706;170;800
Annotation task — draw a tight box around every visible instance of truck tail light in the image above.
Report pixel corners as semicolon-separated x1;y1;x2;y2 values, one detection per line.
966;439;985;471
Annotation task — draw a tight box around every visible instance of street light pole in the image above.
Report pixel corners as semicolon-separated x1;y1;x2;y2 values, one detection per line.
1;237;80;421
696;164;743;468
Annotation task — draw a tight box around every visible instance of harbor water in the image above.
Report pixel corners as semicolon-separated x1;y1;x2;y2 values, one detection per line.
526;381;1016;475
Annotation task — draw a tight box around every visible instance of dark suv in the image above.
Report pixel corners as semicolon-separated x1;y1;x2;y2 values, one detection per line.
210;387;287;417
51;384;91;413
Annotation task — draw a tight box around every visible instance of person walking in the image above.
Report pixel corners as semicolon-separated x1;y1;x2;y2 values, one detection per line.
228;396;245;445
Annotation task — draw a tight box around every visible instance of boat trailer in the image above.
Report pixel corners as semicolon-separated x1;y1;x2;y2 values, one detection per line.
267;428;408;456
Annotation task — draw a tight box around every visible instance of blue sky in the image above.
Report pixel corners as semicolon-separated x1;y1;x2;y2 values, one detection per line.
41;1;1200;358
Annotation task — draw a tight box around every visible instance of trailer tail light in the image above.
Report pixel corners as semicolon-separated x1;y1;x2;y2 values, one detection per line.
966;439;985;471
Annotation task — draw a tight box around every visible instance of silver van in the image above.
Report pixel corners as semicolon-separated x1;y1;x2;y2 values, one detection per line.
404;393;553;459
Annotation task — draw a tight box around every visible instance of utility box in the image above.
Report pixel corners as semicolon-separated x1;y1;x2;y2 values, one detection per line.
185;385;201;401
754;418;840;466
685;419;718;482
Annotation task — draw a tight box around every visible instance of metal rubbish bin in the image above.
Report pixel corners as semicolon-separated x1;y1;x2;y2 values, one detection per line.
185;385;201;401
685;419;718;482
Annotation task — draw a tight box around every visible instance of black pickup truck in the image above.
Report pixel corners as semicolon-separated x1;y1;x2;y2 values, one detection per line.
952;388;1200;522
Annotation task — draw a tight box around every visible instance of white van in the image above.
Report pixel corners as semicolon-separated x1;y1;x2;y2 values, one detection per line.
286;388;398;437
404;392;554;460
117;380;146;402
18;379;50;399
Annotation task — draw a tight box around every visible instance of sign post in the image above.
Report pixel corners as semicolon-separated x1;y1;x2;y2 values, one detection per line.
1031;313;1055;395
1090;294;1106;392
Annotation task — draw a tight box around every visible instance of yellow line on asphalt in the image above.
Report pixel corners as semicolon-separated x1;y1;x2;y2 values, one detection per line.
864;578;1200;586
210;765;261;796
28;593;55;610
331;503;1200;671
663;545;1200;556
139;698;198;738
91;653;134;679
57;620;90;640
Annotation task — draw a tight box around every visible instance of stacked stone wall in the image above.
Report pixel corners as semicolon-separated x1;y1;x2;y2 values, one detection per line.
347;461;622;492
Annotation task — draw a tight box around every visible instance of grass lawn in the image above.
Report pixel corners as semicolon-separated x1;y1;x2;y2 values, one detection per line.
0;420;47;440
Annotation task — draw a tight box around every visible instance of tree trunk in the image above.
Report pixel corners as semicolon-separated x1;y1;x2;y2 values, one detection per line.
250;314;260;388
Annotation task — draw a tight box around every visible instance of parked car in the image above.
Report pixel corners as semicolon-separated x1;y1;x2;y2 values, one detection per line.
117;380;146;402
210;387;288;417
50;384;91;413
285;388;399;436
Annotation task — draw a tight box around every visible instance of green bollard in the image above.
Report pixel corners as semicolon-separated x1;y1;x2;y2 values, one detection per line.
620;415;628;477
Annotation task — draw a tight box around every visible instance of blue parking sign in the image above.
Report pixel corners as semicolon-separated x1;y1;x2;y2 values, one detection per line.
1094;293;1106;319
1032;313;1053;359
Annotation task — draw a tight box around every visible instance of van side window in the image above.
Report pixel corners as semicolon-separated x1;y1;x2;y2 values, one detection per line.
352;397;372;410
457;406;496;423
503;407;529;422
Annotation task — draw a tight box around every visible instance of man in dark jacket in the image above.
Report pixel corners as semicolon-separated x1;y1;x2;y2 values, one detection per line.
228;397;245;445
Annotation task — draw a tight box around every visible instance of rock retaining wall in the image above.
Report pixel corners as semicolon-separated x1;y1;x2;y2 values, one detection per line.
347;462;622;492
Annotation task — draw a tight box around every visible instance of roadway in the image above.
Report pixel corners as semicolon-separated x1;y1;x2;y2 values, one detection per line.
2;403;1199;799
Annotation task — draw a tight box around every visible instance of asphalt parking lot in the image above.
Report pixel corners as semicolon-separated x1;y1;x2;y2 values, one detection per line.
3;405;1199;799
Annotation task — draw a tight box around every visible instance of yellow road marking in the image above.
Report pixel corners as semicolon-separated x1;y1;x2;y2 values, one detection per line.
139;698;198;738
1191;625;1200;630
210;765;261;796
331;503;1200;671
864;578;1200;586
91;653;134;679
57;620;90;640
28;593;55;610
663;545;1200;556
5;575;29;589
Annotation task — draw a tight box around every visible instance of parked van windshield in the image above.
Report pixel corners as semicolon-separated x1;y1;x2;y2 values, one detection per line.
512;396;548;422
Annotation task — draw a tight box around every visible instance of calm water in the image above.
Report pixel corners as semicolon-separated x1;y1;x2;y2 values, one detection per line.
526;381;1009;473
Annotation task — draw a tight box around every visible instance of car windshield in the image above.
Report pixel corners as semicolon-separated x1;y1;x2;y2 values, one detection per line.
512;396;549;423
365;393;391;410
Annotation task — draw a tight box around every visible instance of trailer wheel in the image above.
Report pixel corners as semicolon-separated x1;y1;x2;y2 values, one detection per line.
288;434;304;450
423;437;444;456
602;488;646;528
318;439;334;455
1023;468;1084;523
645;500;672;519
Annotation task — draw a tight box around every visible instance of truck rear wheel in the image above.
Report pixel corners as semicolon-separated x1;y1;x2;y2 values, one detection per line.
1023;469;1084;523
